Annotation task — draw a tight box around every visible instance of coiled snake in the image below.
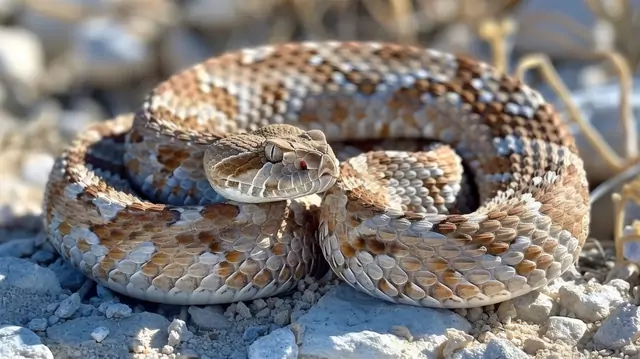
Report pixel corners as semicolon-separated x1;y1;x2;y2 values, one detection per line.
43;42;590;308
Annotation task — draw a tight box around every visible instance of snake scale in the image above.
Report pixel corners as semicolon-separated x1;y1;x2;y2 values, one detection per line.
43;41;590;309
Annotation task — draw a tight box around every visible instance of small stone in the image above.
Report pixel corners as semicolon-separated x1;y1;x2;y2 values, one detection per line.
0;26;44;85
0;238;36;258
523;337;547;354
27;318;48;332
390;325;413;341
558;282;624;322
593;303;640;349
30;249;56;264
544;316;587;345
71;17;154;87
273;309;291;326
188;306;231;330
496;301;517;322
236;301;252;319
512;291;556;324
91;327;109;343
96;285;117;302
255;308;271;318
105;303;132;318
443;328;474;357
54;292;81;319
253;298;268;311
248;327;298;359
78;304;94;317
0;325;53;359
162;345;174;355
484;338;528;359
607;279;631;299
20;152;55;187
47;315;59;325
243;325;269;343
167;319;193;346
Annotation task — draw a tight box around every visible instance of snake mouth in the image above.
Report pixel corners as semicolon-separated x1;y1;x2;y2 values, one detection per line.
209;173;338;204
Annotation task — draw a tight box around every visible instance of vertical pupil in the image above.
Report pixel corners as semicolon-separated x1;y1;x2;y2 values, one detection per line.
299;160;307;170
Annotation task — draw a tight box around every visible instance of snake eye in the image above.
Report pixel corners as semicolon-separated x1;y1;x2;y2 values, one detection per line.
297;160;308;170
265;142;283;162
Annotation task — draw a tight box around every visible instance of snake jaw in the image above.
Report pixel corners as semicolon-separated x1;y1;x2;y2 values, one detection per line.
203;125;340;203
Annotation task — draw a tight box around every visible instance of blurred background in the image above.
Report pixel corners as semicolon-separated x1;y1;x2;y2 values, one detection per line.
1;0;639;266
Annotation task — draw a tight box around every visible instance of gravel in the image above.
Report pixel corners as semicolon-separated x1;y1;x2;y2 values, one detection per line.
1;1;639;358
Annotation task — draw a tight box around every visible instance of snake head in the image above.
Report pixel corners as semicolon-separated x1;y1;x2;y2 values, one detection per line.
203;124;340;203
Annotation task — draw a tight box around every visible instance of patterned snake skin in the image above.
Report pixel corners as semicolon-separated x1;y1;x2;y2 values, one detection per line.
43;41;591;308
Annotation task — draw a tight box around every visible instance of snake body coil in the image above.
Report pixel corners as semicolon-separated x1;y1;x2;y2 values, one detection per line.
43;42;590;308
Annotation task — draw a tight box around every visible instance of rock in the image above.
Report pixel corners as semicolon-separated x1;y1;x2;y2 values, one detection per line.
71;17;154;87
27;318;48;332
0;257;61;294
248;327;298;359
0;237;36;258
483;339;529;359
0;0;19;20
236;301;253;319
512;291;556;324
544;317;587;345
20;153;55;187
47;258;86;291
188;305;231;330
159;27;212;74
243;325;269;343
0;26;44;85
295;284;472;358
442;328;474;358
104;303;132;318
558;282;624;322
0;325;54;359
523;337;547;355
167;319;193;346
54;292;81;319
593;304;640;350
451;338;529;359
46;312;170;358
184;0;250;29
91;326;109;342
606;279;631;299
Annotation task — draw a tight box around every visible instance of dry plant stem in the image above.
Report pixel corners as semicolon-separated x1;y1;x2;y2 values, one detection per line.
613;192;626;263
600;51;638;160
389;0;417;43
477;17;516;74
514;54;626;172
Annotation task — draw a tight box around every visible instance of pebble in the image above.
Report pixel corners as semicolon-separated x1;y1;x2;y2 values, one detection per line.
104;303;132;319
523;337;547;354
236;301;253;319
593;303;640;350
248;327;298;359
54;292;81;319
71;17;154;87
558;282;624;322
30;249;56;264
243;325;269;343
20;152;55;187
0;257;61;294
512;291;556;324
0;325;54;359
0;26;44;85
187;305;231;330
167;319;193;346
296;284;471;358
544;316;588;345
27;318;48;332
0;237;36;258
90;326;109;343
